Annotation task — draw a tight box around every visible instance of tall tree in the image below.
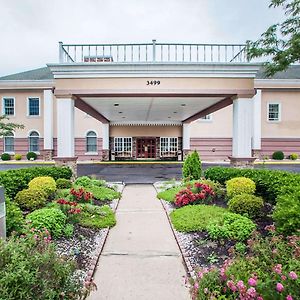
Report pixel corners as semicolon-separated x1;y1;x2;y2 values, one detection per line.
247;0;300;77
0;116;24;137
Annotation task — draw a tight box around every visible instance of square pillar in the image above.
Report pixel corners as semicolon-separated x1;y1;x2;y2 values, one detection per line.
57;97;75;157
43;89;54;160
252;89;262;158
101;123;110;161
54;97;77;178
230;98;255;167
182;123;191;158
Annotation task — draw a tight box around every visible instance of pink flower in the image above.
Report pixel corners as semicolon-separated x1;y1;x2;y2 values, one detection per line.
247;287;257;298
237;280;246;292
226;280;237;292
286;295;293;300
257;297;264;300
273;264;282;275
276;282;284;293
194;282;199;290
281;275;287;281
248;277;257;286
289;271;298;280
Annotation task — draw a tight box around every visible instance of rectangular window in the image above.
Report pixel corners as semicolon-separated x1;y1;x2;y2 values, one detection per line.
268;103;280;121
4;136;14;153
28;97;40;116
160;137;178;156
2;98;15;116
114;137;132;154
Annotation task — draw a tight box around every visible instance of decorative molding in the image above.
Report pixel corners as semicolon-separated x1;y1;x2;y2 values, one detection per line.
0;80;54;89
255;79;300;89
110;121;182;126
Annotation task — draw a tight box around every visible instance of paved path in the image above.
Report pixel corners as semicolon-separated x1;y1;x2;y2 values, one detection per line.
88;184;190;300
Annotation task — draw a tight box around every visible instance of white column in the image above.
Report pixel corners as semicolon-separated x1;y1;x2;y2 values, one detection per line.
43;90;53;150
57;98;75;157
232;98;253;158
182;123;191;150
252;90;262;150
102;123;109;150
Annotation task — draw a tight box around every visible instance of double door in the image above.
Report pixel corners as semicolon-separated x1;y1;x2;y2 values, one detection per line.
136;138;156;159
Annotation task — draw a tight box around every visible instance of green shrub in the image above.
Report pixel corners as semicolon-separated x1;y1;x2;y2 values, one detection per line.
56;178;72;189
26;151;37;160
273;186;300;235
289;153;298;160
5;198;25;235
205;167;300;202
207;213;256;241
182;150;202;180
28;176;56;196
75;176;106;188
15;189;47;211
14;153;22;160
78;204;116;229
226;177;256;199
1;153;11;161
193;234;300;300
272;150;284;160
0;233;85;300
170;205;227;232
26;208;67;238
63;223;74;238
157;186;183;202
88;186;120;201
0;166;72;199
228;193;264;219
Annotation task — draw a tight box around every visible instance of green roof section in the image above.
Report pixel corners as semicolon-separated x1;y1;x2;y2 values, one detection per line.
0;67;53;81
0;64;300;81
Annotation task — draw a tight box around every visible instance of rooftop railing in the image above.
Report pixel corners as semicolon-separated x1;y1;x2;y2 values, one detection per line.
59;40;249;64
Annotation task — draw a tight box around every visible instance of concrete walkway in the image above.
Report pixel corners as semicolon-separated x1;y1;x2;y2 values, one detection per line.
88;184;190;300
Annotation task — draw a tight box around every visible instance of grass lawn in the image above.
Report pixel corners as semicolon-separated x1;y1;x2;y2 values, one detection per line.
170;205;227;232
78;204;116;229
157;186;183;202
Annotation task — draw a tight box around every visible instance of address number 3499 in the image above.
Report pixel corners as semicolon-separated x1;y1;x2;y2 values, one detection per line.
146;80;160;86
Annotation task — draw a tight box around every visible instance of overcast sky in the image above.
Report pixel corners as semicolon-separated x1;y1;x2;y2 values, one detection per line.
0;0;284;76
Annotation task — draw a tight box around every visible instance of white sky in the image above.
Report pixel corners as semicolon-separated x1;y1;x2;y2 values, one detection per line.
0;0;284;76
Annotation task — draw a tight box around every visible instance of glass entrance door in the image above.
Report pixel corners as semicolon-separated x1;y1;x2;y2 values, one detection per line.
136;138;156;159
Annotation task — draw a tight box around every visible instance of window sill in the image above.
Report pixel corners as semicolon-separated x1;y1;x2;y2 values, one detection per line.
27;115;41;118
85;152;98;155
267;120;281;123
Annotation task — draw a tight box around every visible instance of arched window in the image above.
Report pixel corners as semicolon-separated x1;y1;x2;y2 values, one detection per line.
4;132;14;153
86;131;97;153
29;131;39;152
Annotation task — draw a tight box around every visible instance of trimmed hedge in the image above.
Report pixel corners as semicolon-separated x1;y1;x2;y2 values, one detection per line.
204;167;300;203
204;167;300;234
0;167;72;199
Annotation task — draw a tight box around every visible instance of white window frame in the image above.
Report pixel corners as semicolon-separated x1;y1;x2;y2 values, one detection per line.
3;132;15;154
28;130;40;154
114;137;132;156
27;97;40;117
198;114;213;122
2;97;15;116
267;102;281;122
160;137;178;156
85;130;98;155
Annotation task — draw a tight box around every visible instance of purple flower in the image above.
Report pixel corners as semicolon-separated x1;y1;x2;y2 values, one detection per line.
273;264;282;275
246;287;257;298
248;277;257;287
286;295;293;300
226;280;237;292
276;282;284;293
289;271;298;280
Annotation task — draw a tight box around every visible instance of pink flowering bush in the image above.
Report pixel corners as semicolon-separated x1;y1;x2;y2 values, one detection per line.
191;229;300;300
175;182;215;207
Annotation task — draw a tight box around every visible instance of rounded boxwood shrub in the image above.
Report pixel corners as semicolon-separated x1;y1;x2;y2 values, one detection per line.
1;153;11;161
14;153;22;160
226;177;256;199
26;208;67;239
228;193;264;219
5;198;25;235
182;150;202;180
28;176;56;196
26;151;37;160
56;178;72;189
272;150;284;160
15;188;47;211
289;153;298;160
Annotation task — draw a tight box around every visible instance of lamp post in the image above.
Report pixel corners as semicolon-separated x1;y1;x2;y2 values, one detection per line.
0;187;6;239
